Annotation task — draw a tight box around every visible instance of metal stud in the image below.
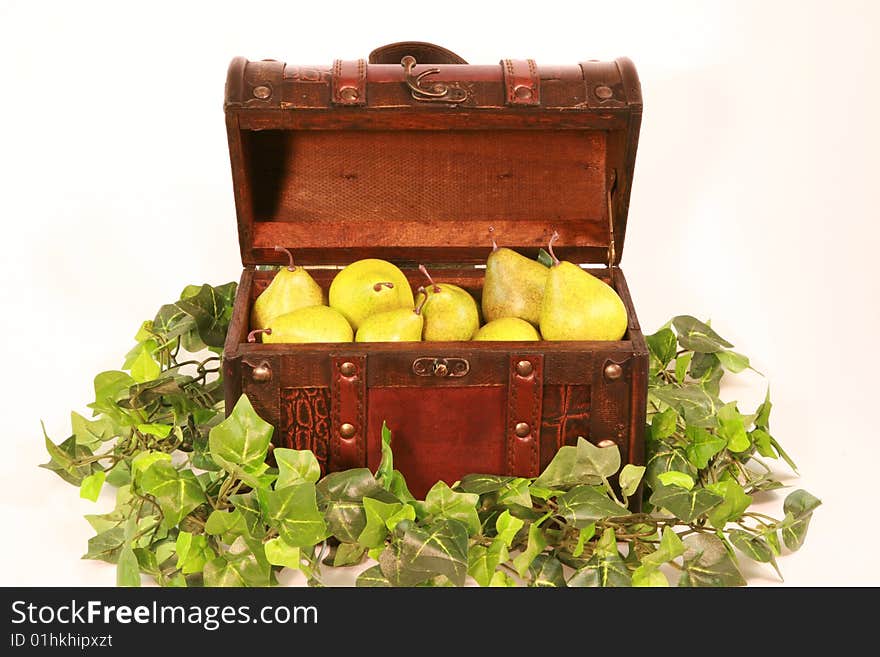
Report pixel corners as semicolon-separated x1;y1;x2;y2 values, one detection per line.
514;84;533;100
251;362;272;382
339;361;357;377
433;361;449;377
597;439;616;448
515;360;534;377
594;85;613;99
604;362;623;381
514;422;531;438
339;423;356;438
253;85;271;99
339;86;359;102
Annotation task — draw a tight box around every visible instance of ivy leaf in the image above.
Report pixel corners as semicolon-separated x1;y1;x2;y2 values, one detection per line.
375;421;394;489
537;248;554;268
729;530;782;579
684;426;727;469
780;490;821;551
646;327;677;369
230;492;267;539
41;429;100;486
675;352;693;383
203;548;272;587
489;571;518;587
649;484;723;523
533;437;620;489
140;461;206;528
264;537;301;570
575;438;621;479
618;464;645;498
71;412;117;449
356;565;391;587
751;429;776;458
632;566;669;587
209;395;273;472
357;497;403;549
316;469;396;543
457;474;515;495
333;543;367;567
116;546;141;587
755;388;772;430
175;531;215;575
650;408;678;440
205;509;247;539
468;541;508;587
494;510;525;547
572;523;596;558
83;527;126;563
172;283;237;348
130;451;172;489
556;486;629;527
130;348;161;383
645;443;697;490
569;528;631;587
89;371;135;417
274;449;321;488
689;352;719;379
650;383;721;429
379;519;469;587
672;316;733;353
497;478;533;509
705;480;752;528
717;350;750;373
79;471;106;502
386;504;416;531
529;554;567;587
512;522;548;577
657;471;695;490
264;482;328;548
717;402;750;452
679;534;746;587
424;481;481;535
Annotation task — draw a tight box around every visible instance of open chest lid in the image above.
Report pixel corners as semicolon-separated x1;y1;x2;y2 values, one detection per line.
224;42;642;267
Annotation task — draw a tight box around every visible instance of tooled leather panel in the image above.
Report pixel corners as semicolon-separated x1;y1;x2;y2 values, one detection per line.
539;385;591;468
280;387;331;472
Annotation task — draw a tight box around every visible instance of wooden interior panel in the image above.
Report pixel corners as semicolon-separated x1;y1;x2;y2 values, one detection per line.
240;129;608;263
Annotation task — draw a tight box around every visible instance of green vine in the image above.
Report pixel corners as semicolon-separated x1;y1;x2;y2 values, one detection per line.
40;282;819;587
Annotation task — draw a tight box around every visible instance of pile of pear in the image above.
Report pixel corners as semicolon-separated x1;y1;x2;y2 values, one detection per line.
248;237;628;344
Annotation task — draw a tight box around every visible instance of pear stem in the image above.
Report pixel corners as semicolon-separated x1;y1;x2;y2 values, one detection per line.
418;264;441;293
414;287;429;315
274;246;296;271
247;328;272;343
488;226;498;252
547;230;561;266
373;282;395;292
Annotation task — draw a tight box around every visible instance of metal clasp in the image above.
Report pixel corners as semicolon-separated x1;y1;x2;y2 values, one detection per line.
401;56;469;104
412;357;470;378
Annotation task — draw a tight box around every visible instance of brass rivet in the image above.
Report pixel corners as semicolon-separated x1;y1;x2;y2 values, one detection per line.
339;86;359;101
339;361;356;377
251;362;272;382
597;439;616;448
594;85;613;99
604;362;623;381
433;361;449;377
515;422;531;438
514;84;533;100
253;85;271;99
515;360;533;377
339;423;356;438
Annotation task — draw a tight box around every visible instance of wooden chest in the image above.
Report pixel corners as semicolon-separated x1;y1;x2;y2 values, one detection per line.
221;41;648;500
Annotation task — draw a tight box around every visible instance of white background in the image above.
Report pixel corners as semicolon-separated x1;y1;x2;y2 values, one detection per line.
1;0;877;586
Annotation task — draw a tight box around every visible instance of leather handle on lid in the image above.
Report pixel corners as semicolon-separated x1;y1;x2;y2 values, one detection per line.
369;41;468;64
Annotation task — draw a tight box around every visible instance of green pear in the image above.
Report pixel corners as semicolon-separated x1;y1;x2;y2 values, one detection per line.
472;317;541;341
329;258;415;329
250;246;323;329
481;232;548;326
418;265;480;341
249;305;353;344
355;294;427;342
539;232;628;341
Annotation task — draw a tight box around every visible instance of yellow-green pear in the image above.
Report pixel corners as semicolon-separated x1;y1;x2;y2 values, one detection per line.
249;305;353;344
481;231;548;326
472;317;541;341
418;265;480;341
250;246;323;329
355;294;427;342
539;232;628;341
329;258;414;329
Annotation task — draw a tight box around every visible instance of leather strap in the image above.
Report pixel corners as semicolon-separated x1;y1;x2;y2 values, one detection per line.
507;355;543;477
332;58;367;105
330;355;366;469
369;41;468;64
502;58;540;106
